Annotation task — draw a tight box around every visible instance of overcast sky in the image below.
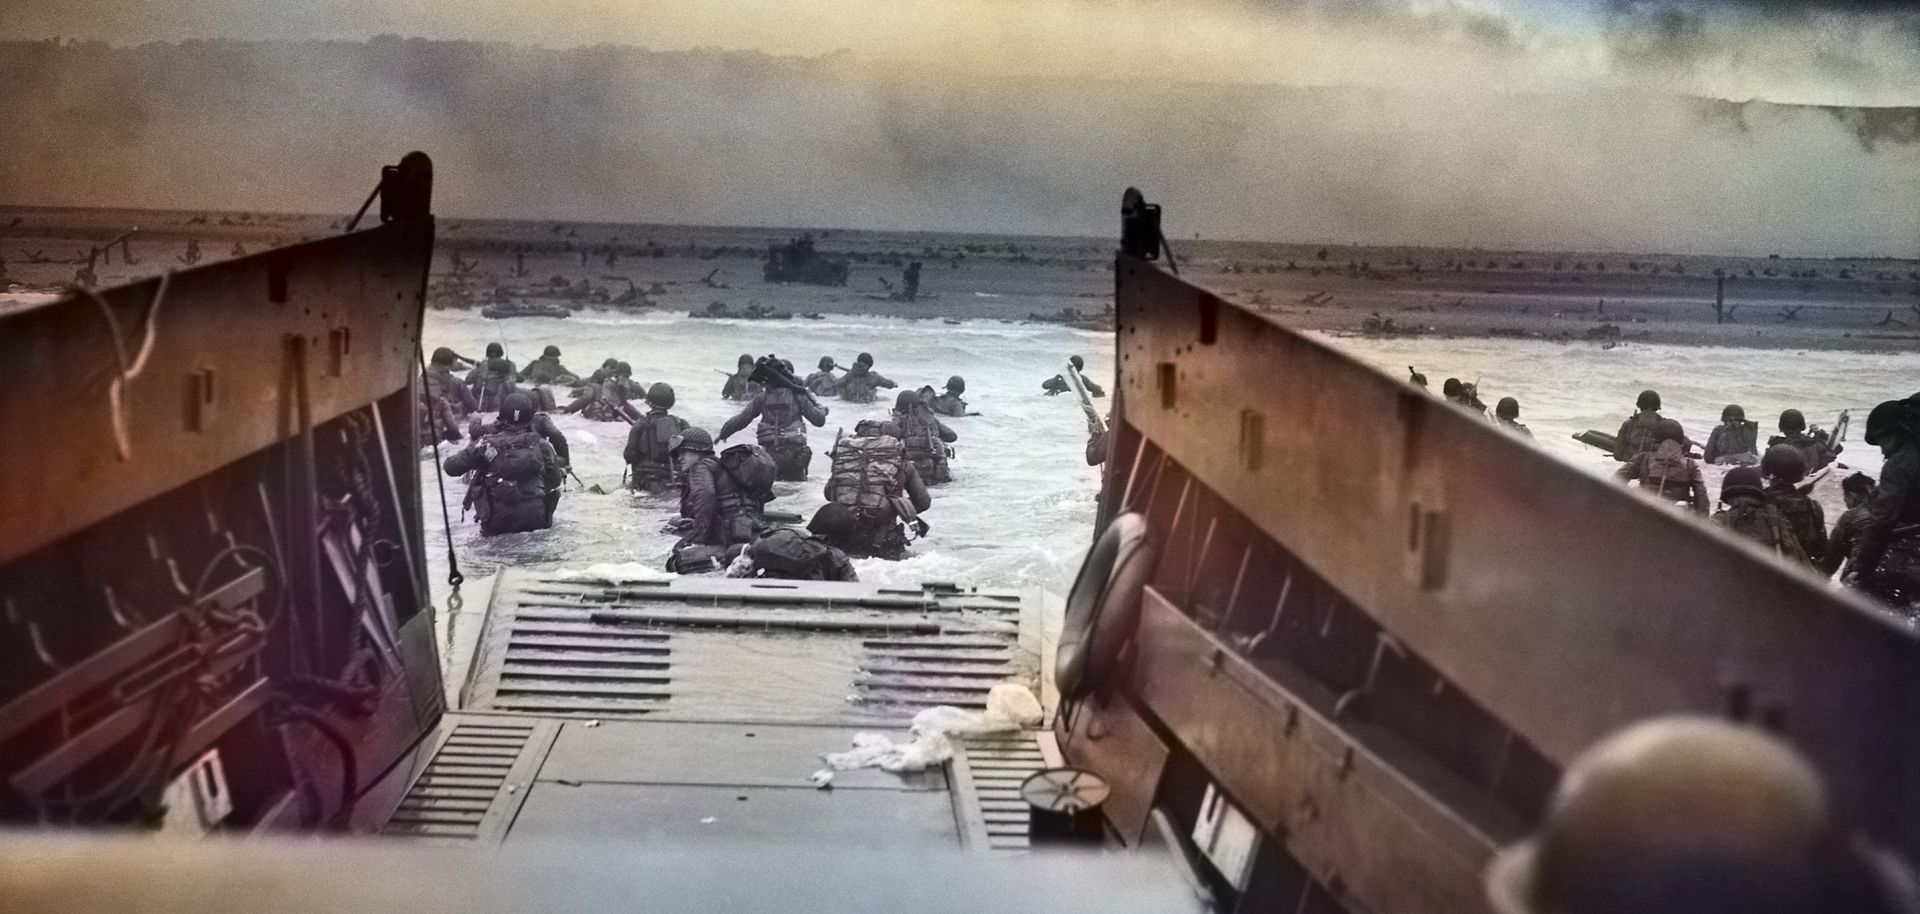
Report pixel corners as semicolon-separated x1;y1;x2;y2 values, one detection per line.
6;0;1918;106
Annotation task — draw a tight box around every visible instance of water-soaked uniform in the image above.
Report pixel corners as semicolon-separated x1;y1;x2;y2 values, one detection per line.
929;392;968;418
466;413;571;469
624;408;689;494
419;389;461;444
445;422;564;536
749;528;859;582
1764;482;1828;569
1612;410;1663;462
804;370;840;397
1821;504;1872;578
716;387;828;481
721;370;761;401
1613;440;1709;514
467;358;519;412
1714;493;1811;566
425;364;478;420
822;433;929;559
836;365;896;403
680;455;757;547
519;355;578;386
1768;431;1837;473
889;408;957;484
1704;421;1759;465
1855;442;1920;606
563;382;641;423
1496;416;1533;438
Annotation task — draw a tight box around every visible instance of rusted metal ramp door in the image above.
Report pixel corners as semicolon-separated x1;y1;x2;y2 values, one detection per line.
383;573;1054;848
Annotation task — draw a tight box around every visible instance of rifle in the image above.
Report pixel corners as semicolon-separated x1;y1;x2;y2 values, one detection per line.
1062;360;1105;438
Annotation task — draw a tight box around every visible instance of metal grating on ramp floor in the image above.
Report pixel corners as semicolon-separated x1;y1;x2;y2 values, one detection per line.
857;633;1019;712
463;574;1035;724
486;608;674;716
950;732;1050;851
380;717;556;840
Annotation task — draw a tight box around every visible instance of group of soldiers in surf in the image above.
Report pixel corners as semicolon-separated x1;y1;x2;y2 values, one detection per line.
1412;367;1920;611
420;343;1105;584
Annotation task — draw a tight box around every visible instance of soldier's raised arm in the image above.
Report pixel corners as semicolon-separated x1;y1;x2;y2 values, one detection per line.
799;392;829;427
716;395;764;442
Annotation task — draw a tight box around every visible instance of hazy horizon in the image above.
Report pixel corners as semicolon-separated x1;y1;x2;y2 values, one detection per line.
3;0;1916;257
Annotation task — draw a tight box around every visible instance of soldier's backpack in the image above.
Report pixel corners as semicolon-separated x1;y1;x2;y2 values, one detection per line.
827;435;906;511
718;443;778;505
486;431;551;484
750;528;843;580
1716;501;1809;565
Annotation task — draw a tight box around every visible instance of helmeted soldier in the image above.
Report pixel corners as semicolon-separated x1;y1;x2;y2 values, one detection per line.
929;376;969;418
803;356;841;397
560;364;642;423
1485;717;1920;914
670;427;757;549
716;360;830;481
720;353;760;401
818;422;931;559
467;342;519;412
1768;408;1838;473
1850;399;1920;606
443;392;564;536
518;345;578;386
888;389;958;484
423;346;478;422
466;403;571;470
1820;472;1877;579
1612;389;1664;462
835;352;896;403
1761;444;1827;567
623;383;690;494
1495;397;1532;437
1704;404;1759;465
1712;465;1809;565
1042;355;1106;398
1614;418;1708;514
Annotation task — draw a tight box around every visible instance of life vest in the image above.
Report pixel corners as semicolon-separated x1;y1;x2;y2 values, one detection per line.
473;359;518;411
1057;513;1156;701
757;388;810;447
826;435;906;511
1715;497;1809;565
805;372;838;396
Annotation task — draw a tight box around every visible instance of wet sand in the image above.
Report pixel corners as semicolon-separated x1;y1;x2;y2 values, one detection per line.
4;204;1918;351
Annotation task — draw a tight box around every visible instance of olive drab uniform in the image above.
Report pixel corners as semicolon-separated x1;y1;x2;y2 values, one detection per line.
468;358;519;412
893;410;955;485
718;387;827;482
749;528;858;582
1820;504;1871;578
804;370;839;397
1764;483;1828;568
721;370;760;401
824;433;912;559
929;392;968;418
679;455;758;548
467;413;571;469
444;427;564;536
1613;441;1710;514
624;409;689;493
519;355;577;385
1704;420;1759;465
1855;443;1920;606
1612;411;1663;462
1714;493;1811;566
1769;431;1836;474
567;382;640;423
836;366;895;404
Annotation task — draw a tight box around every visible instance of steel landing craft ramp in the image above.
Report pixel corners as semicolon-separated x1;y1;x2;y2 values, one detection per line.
376;574;1063;851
